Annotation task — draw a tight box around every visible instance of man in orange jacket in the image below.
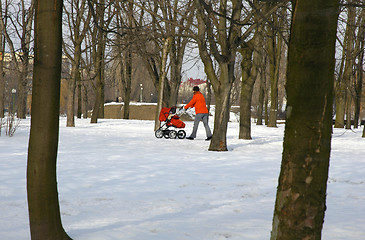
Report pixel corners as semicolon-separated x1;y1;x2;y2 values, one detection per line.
184;86;213;140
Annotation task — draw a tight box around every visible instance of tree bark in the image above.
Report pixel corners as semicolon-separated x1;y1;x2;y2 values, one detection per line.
270;1;339;239
122;51;132;119
17;0;34;119
0;11;4;118
345;93;352;129
77;75;82;118
209;75;232;151
256;63;266;125
334;2;356;128
90;0;106;124
63;0;91;124
66;66;77;127
82;83;88;119
353;7;365;128
154;37;172;131
267;8;285;128
27;0;71;238
239;40;255;140
267;34;279;127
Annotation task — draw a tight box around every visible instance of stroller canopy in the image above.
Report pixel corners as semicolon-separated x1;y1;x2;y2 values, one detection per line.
159;107;185;128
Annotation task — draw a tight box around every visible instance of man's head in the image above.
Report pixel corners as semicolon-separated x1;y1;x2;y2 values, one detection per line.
193;86;200;92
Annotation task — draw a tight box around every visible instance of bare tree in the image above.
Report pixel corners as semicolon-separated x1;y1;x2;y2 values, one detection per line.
89;0;114;123
267;5;287;128
334;1;358;128
2;0;34;119
0;0;7;118
194;0;282;151
256;46;268;126
353;4;364;128
270;0;339;239
63;0;91;126
111;0;136;119
193;0;244;151
154;36;172;130
27;0;72;238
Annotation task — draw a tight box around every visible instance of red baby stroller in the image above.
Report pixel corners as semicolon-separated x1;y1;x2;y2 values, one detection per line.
155;106;186;139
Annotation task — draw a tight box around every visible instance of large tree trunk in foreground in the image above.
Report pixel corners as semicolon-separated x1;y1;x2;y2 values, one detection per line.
271;0;339;239
27;0;72;239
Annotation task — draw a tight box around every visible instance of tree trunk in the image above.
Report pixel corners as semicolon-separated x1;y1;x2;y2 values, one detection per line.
122;51;132;119
0;3;4;118
264;74;269;125
206;80;212;112
168;61;182;106
90;70;104;123
354;8;365;128
345;94;352;129
77;75;82;119
267;14;284;128
154;37;172;131
208;65;233;151
17;62;30;119
270;1;339;239
90;0;106;124
0;51;4;118
257;69;266;125
168;33;188;107
239;41;255;140
66;67;77;127
27;0;71;238
82;83;88;119
335;2;356;128
256;46;267;126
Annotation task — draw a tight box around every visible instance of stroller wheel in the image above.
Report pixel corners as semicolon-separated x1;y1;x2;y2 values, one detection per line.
155;129;163;138
163;130;170;139
177;130;186;139
169;130;177;139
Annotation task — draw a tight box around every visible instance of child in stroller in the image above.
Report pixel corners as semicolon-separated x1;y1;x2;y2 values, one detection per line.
155;106;186;139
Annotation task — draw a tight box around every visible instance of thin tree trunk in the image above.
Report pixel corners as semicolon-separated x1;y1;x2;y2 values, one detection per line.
206;80;212;112
66;67;77;127
257;71;265;125
122;51;132;119
335;2;356;128
154;37;172;131
82;83;88;119
354;8;365;128
90;0;106;124
264;61;269;125
0;2;5;118
77;74;82;118
267;17;284;128
17;69;29;118
27;0;71;238
345;94;352;129
256;46;266;126
90;71;103;123
0;64;4;118
271;0;339;239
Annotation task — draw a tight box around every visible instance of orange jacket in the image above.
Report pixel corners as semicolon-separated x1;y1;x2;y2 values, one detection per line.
184;91;209;114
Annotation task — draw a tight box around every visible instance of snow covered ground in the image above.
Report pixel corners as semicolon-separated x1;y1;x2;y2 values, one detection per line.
0;117;364;239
